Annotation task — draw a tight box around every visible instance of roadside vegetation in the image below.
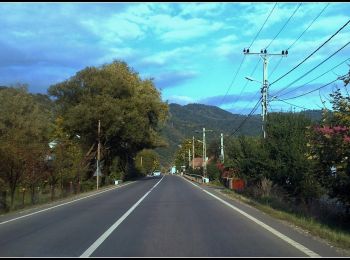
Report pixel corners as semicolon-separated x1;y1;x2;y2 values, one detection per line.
0;60;168;213
176;71;350;250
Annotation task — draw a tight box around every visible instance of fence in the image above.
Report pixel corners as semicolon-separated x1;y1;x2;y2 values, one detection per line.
221;177;245;192
183;173;209;184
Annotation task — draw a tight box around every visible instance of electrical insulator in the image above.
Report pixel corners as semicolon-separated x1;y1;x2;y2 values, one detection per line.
264;49;267;54
247;48;249;53
286;50;288;55
282;50;285;55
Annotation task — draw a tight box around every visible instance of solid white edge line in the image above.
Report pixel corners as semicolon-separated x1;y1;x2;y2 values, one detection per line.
80;176;164;258
181;176;320;258
0;182;135;225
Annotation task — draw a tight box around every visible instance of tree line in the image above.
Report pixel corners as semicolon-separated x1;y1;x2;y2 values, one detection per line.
0;60;168;211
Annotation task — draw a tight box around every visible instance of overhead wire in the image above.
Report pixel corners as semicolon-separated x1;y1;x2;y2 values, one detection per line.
228;3;303;133
280;75;346;101
220;3;277;106
272;40;350;97
229;97;262;137
265;3;302;50
270;18;350;87
269;96;311;110
277;58;350;98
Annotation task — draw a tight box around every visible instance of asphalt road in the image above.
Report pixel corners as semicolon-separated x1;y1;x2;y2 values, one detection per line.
0;175;346;257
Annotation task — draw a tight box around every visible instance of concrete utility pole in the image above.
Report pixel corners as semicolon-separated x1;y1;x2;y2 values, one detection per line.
195;128;213;178
220;133;224;163
188;148;191;167
97;119;101;190
192;136;195;170
243;48;288;138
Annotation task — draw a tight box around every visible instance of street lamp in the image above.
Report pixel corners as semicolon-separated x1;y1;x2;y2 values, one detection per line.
245;76;261;84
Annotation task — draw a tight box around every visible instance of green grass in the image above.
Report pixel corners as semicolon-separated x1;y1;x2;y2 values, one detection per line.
210;183;350;252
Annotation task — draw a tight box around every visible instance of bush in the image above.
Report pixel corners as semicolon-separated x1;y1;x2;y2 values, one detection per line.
207;161;221;181
81;179;96;192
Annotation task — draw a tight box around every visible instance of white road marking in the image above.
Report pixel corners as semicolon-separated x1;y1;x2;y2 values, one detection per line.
0;182;135;225
80;176;164;257
182;177;320;257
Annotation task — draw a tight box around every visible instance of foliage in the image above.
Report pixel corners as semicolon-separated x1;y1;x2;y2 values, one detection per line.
213;112;322;205
48;60;168;180
206;160;221;181
308;86;350;210
173;138;202;170
157;103;322;166
135;149;160;176
0;87;50;207
264;112;322;203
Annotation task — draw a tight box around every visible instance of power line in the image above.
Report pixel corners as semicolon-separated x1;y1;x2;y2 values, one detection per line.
220;3;277;106
278;58;350;98
270;18;350;86
220;55;246;105
272;40;350;97
265;3;302;50
269;57;283;78
287;3;329;51
229;97;262;137
249;2;278;49
269;3;329;80
270;96;311;110
280;75;345;101
238;59;261;97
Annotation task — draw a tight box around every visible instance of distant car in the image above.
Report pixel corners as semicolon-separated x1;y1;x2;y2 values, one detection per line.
153;171;161;177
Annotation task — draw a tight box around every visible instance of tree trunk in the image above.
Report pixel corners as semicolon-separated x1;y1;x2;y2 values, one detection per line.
10;187;16;209
22;189;25;207
0;191;8;211
50;184;55;201
30;186;36;205
69;182;73;194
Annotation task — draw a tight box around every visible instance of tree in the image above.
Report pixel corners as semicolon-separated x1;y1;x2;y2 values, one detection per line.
48;60;168;181
308;84;350;210
47;116;86;199
173;138;202;170
135;149;160;176
0;87;50;208
264;112;321;204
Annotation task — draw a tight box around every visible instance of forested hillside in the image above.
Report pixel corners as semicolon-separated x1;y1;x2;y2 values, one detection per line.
156;103;322;166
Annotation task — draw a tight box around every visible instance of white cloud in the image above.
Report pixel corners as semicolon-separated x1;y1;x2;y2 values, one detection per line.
140;46;197;66
148;14;224;42
80;16;144;45
178;3;225;17
166;95;196;105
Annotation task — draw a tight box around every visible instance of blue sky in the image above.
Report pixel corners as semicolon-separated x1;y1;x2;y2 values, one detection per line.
0;2;349;114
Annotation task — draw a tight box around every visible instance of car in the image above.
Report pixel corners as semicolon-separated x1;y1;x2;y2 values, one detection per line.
152;170;161;177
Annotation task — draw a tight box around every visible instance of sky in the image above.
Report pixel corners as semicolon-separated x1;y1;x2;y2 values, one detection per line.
0;2;350;114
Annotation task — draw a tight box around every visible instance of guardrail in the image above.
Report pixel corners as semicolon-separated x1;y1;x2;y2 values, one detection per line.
183;173;209;184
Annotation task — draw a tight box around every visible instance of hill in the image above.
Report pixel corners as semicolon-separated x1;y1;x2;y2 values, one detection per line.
155;103;323;166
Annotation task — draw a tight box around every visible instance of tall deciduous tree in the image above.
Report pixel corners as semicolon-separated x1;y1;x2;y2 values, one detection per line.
48;60;168;180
